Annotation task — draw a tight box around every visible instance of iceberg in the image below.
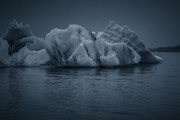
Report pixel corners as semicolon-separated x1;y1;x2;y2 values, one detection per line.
0;20;162;67
0;20;49;66
99;21;162;63
3;20;45;55
0;37;50;66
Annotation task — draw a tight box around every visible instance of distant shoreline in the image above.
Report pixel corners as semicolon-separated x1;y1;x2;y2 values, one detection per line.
149;45;180;52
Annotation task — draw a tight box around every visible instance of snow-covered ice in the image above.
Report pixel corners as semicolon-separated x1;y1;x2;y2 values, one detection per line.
0;20;162;67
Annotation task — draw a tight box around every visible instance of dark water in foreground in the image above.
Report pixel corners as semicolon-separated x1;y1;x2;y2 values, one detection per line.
0;53;180;120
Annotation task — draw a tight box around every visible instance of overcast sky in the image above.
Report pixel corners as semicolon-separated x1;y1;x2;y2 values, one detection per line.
0;0;180;47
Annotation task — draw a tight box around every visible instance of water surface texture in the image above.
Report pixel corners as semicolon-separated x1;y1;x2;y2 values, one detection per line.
0;53;180;120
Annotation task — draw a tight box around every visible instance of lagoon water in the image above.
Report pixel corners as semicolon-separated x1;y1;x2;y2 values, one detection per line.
0;53;180;120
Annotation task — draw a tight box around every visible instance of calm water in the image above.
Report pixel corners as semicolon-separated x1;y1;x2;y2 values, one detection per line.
0;53;180;120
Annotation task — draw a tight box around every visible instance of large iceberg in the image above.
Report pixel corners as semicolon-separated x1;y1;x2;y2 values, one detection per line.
45;24;141;67
0;20;162;67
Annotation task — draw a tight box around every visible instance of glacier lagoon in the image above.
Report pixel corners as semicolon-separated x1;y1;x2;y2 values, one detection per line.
1;20;178;120
0;53;180;120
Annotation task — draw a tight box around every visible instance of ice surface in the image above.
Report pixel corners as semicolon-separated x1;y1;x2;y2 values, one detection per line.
45;25;98;67
11;46;50;66
0;37;11;65
0;20;162;67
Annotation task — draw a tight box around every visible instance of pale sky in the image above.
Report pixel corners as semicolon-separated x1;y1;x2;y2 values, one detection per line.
0;0;180;47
